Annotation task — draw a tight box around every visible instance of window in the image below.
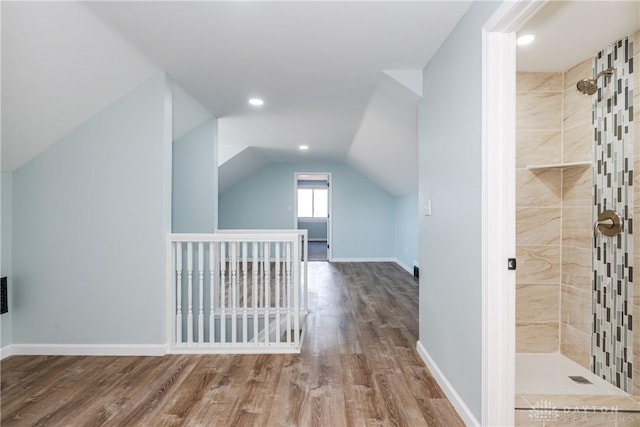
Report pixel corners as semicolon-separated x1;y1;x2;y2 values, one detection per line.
297;188;328;218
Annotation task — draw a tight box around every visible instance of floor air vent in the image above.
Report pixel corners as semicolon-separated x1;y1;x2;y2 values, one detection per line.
568;376;592;385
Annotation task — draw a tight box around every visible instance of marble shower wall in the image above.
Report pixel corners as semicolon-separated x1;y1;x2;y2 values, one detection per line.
516;72;563;353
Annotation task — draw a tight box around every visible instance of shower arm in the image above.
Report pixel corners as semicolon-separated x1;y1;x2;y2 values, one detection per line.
595;68;614;80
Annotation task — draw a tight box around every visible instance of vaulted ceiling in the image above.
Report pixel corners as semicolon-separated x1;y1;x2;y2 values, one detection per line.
4;1;636;197
1;1;472;196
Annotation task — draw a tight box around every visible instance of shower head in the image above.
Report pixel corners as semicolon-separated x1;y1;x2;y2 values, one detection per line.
576;68;614;95
576;78;598;95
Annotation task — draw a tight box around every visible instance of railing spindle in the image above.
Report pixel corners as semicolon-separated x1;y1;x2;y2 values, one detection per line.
242;242;248;344
293;238;300;347
176;242;183;344
198;242;204;344
231;241;237;345
252;242;259;343
209;242;215;344
275;242;281;344
220;242;226;344
264;242;270;345
187;242;194;345
286;241;291;343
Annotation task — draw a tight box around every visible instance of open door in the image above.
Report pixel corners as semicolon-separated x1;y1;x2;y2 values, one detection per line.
294;173;332;261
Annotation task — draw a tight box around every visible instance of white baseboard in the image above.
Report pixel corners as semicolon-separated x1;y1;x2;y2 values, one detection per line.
330;257;396;263
1;344;14;360
416;340;479;427
393;258;413;275
7;344;167;357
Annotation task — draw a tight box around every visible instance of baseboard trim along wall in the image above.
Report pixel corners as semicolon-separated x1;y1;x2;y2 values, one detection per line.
3;344;167;358
1;345;14;360
393;258;413;275
416;340;479;427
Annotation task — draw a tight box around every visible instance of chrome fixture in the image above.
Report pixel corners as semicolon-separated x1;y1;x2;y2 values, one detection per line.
576;68;614;95
594;209;622;237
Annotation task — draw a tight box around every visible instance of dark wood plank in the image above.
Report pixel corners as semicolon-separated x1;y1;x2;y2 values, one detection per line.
1;262;464;426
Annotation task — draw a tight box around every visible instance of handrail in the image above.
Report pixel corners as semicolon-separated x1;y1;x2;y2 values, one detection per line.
167;229;308;354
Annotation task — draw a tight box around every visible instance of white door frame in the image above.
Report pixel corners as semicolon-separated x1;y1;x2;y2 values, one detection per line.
481;1;547;425
293;172;333;261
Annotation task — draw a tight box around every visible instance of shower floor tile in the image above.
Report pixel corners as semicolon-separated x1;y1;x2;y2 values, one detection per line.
517;353;629;396
515;353;640;422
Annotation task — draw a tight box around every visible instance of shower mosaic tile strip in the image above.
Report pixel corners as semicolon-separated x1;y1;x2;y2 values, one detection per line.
592;34;635;394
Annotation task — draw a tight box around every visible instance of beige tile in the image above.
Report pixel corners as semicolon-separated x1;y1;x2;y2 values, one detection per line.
546;412;617;427
564;58;593;91
517;92;563;131
562;246;591;291
520;394;640;411
634;305;640;392
517;246;561;285
516;168;562;207
515;394;530;409
561;284;591;335
517;130;562;167
634;304;640;358
562;166;592;207
562;124;593;163
517;207;561;246
635;30;640;56
514;409;539;427
635;108;639;158
517;322;559;353
563;86;592;130
635;158;640;203
635;257;640;305
562;207;592;249
517;284;560;323
517;72;563;92
560;323;590;370
617;412;640;427
513;409;544;427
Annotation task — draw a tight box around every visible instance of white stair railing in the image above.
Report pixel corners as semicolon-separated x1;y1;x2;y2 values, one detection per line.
167;230;308;354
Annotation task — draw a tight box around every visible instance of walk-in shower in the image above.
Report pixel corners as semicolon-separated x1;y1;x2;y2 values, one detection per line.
576;68;614;95
514;31;638;416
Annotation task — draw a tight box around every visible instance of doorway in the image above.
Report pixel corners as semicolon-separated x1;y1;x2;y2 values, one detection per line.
294;173;332;261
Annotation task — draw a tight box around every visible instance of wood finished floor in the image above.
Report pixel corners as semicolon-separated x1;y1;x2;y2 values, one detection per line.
1;262;464;427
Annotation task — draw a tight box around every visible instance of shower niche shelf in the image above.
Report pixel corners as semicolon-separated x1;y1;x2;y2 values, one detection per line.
527;161;592;170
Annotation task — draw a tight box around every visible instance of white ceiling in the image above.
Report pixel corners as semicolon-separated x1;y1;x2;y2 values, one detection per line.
6;2;635;196
517;1;640;72
1;1;159;171
1;1;472;197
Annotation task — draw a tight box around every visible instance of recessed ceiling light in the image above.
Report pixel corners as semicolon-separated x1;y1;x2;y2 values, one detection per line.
299;145;309;151
516;34;535;46
248;98;264;106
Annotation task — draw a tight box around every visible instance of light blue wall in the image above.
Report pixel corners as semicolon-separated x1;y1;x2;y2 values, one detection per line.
418;1;501;421
11;73;172;345
297;220;327;240
1;173;13;348
172;118;218;233
219;162;395;260
393;192;418;272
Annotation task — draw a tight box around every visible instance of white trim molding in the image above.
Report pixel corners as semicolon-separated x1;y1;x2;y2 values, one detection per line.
7;344;167;357
416;341;479;427
1;345;14;360
481;1;547;425
392;258;413;275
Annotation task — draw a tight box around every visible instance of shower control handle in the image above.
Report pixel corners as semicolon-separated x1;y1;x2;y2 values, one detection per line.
594;210;623;237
